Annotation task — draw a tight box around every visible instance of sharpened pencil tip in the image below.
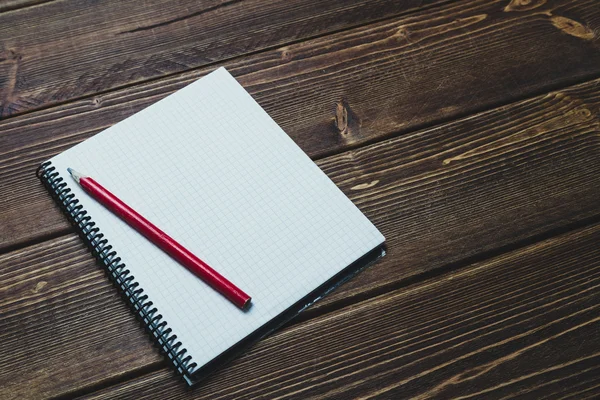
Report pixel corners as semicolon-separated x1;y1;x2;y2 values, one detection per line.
67;168;84;184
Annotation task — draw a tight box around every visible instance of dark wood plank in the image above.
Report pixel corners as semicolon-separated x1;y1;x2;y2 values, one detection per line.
0;0;450;117
79;222;600;399
0;0;52;13
0;236;162;399
1;77;599;399
2;0;600;250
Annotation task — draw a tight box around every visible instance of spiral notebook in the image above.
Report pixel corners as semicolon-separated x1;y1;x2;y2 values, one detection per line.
37;67;385;385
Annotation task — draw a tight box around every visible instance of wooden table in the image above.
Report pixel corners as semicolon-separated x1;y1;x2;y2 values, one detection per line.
1;0;599;398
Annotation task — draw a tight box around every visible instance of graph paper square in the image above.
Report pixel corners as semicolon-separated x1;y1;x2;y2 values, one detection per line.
49;68;385;374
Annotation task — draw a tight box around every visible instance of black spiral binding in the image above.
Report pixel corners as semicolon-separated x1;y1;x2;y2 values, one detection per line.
36;161;197;382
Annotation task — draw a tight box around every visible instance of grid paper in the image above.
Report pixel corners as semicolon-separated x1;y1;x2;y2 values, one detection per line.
49;68;385;373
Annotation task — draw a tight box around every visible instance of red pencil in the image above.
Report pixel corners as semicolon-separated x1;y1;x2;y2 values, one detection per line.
67;168;252;310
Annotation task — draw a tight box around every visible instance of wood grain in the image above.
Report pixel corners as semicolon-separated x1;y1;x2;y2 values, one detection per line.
1;77;599;399
0;0;450;117
79;222;600;399
2;1;600;398
2;0;600;250
0;236;162;400
0;0;52;13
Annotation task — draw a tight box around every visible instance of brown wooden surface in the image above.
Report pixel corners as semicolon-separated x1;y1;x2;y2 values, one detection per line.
0;0;50;13
1;0;599;399
0;0;450;117
2;0;600;250
81;223;600;399
1;78;599;399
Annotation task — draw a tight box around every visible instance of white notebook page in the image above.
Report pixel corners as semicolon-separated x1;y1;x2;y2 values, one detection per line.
48;67;384;373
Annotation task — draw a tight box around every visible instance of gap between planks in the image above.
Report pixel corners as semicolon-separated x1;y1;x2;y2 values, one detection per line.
0;2;596;396
69;220;600;399
47;213;600;400
0;0;461;121
7;75;598;396
2;0;600;251
5;69;600;256
0;0;55;14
